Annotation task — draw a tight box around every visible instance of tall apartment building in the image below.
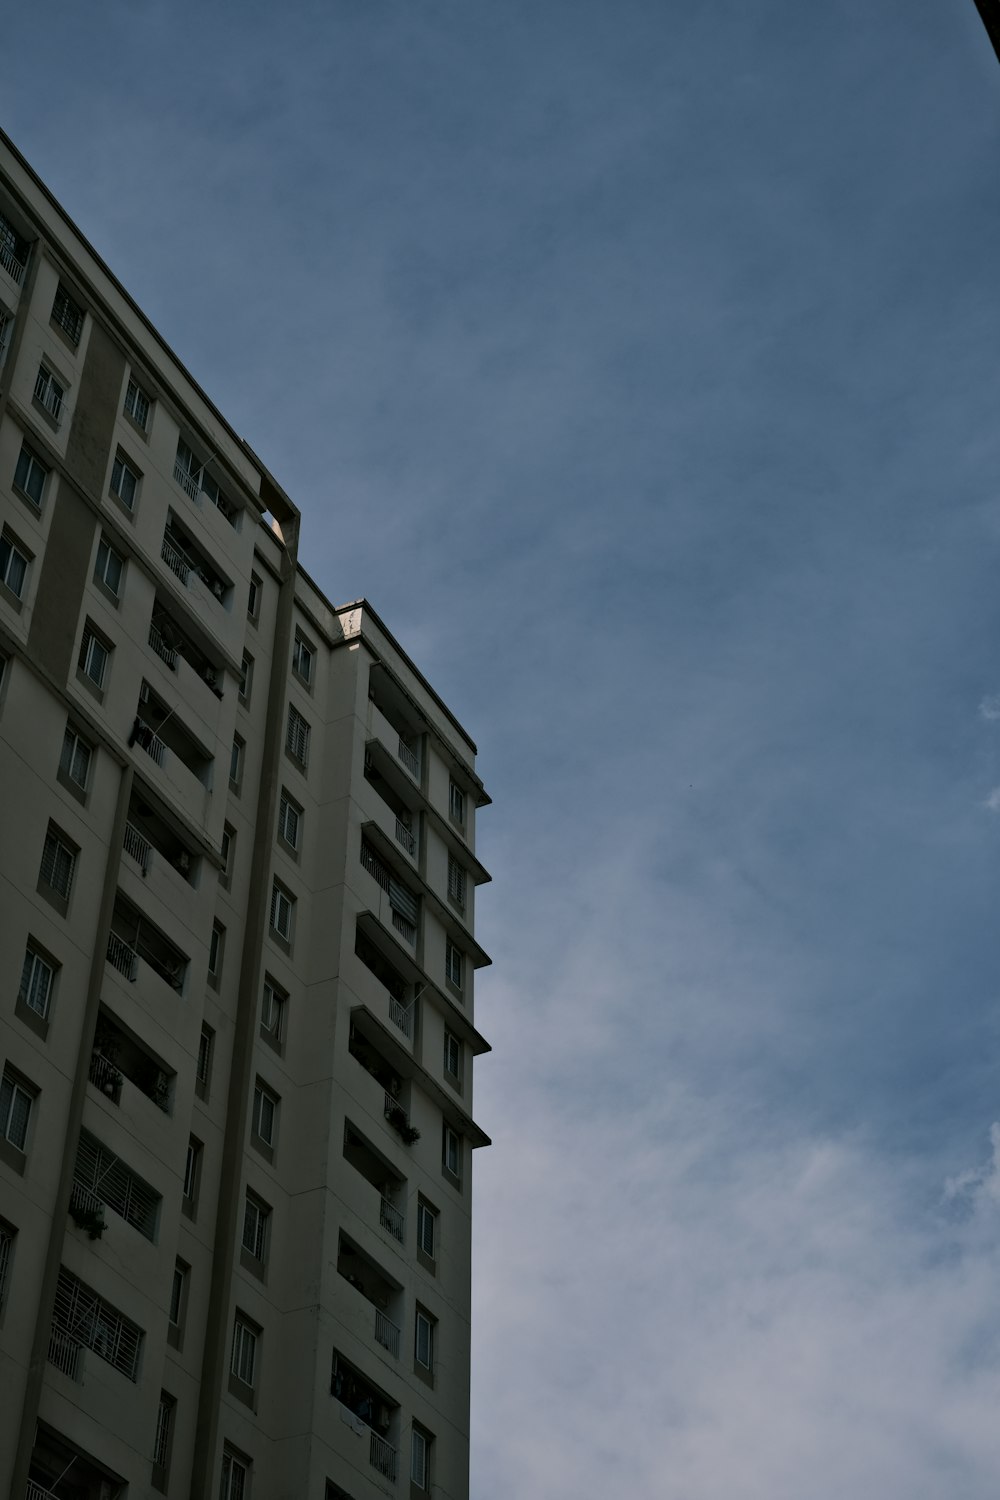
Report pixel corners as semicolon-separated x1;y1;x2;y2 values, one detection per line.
0;131;491;1500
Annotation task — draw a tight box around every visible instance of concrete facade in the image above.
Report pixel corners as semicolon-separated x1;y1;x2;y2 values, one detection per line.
0;130;491;1500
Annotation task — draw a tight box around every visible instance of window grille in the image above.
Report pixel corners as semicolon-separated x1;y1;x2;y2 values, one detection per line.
73;1129;160;1239
52;1265;143;1381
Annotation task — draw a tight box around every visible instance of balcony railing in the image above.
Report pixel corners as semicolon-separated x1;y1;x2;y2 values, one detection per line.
106;932;138;982
374;1308;401;1358
0;241;25;285
123;821;152;875
27;1481;55;1500
160;536;190;584
370;1431;397;1483
379;1196;404;1243
70;1182;104;1219
391;909;416;946
133;719;166;767
47;1326;82;1381
89;1051;123;1103
173;459;200;501
148;622;178;669
33;370;63;420
394;816;416;857
387;995;413;1039
397;736;419;778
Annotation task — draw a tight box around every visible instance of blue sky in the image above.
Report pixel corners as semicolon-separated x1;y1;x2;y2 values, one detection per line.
8;1;1000;1493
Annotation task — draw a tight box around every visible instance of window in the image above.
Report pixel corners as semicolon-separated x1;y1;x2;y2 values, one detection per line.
443;1124;462;1181
208;921;225;983
34;364;65;422
78;623;110;689
95;536;125;598
221;1447;250;1500
20;943;56;1019
411;1427;431;1491
277;790;301;851
230;735;244;790
110;450;139;510
220;824;235;888
183;1136;201;1206
292;631;314;685
52;283;84;344
196;1025;214;1095
448;854;466;910
416;1199;437;1261
260;979;286;1046
153;1391;175;1482
59;724;92;791
39;824;77;904
415;1308;435;1371
449;779;466;826
269;881;294;943
124;376;150;431
239;652;253;704
13;442;47;508
168;1259;188;1344
0;1220;13;1312
444;1030;461;1084
242;1190;270;1263
0;529;28;599
0;1068;33;1151
231;1314;258;1387
252;1079;278;1147
445;940;463;991
285;705;310;768
247;571;261;622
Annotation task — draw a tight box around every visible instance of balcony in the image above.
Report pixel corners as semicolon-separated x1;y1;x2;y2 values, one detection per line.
27;1427;126;1500
131;683;212;815
149;599;225;714
122;795;198;889
343;1123;405;1245
91;1009;173;1115
332;1353;398;1483
337;1235;402;1358
349;1025;419;1145
360;836;419;949
161;514;231;609
0;214;27;286
109;893;188;993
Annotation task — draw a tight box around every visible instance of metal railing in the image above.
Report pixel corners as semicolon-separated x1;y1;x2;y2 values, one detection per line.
370;1431;397;1483
52;1265;142;1382
388;994;413;1039
33;370;63;421
397;736;419;777
379;1196;404;1243
123;821;152;874
148;622;178;669
173;458;201;501
27;1481;55;1500
374;1308;401;1358
394;816;416;857
89;1051;123;1103
160;535;190;584
47;1325;82;1380
106;932;138;981
133;719;166;767
69;1182;104;1220
1;241;25;284
391;909;416;946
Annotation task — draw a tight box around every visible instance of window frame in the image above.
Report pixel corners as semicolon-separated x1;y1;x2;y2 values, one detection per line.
269;880;295;945
277;789;302;853
59;723;93;795
110;449;140;511
247;571;262;623
39;823;78;910
416;1198;437;1262
260;979;287;1048
0;1067;34;1152
33;363;66;423
449;779;466;827
443;1124;462;1182
414;1307;435;1372
221;1446;250;1500
230;734;245;791
239;651;254;704
242;1189;270;1265
0;527;29;600
231;1313;259;1389
447;853;467;910
95;535;125;601
292;631;315;686
443;1029;462;1086
445;939;463;992
252;1078;279;1149
411;1427;431;1491
78;622;111;691
13;442;48;510
285;705;310;769
51;282;85;345
124;375;151;432
20;942;57;1021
